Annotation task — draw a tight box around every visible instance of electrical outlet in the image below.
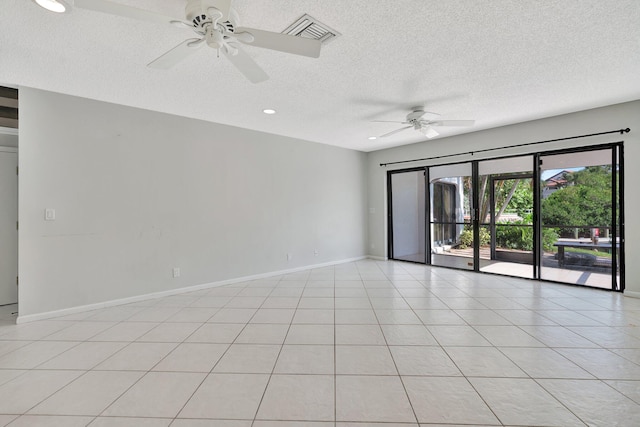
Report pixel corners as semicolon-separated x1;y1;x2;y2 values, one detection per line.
172;267;181;278
287;253;292;261
314;249;319;256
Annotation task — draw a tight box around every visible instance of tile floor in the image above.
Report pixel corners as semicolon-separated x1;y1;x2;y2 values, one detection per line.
0;259;639;426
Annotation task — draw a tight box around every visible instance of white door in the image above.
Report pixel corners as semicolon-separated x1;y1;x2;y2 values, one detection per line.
0;150;18;305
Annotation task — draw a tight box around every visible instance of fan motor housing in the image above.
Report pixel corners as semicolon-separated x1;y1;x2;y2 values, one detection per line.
185;0;238;32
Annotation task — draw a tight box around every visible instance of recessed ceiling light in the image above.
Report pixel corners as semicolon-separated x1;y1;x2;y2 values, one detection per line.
368;136;377;140
33;0;69;13
263;109;276;115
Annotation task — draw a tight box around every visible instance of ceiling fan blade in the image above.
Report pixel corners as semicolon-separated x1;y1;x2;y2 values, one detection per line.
223;45;269;83
421;126;440;139
148;39;204;69
75;0;183;25
431;120;476;127
235;27;322;58
372;120;408;124
380;126;413;138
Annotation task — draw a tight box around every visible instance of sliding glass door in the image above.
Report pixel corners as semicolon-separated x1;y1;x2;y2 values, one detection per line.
539;146;623;290
388;168;427;263
387;142;624;291
478;156;534;278
429;163;474;270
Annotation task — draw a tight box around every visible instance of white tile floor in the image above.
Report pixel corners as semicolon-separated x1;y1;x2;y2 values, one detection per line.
0;259;640;426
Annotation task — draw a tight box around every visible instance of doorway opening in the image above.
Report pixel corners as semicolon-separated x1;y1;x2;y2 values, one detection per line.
0;85;19;319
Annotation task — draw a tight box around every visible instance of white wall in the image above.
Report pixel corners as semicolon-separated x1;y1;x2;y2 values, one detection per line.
18;88;368;319
0;133;18;148
368;100;640;295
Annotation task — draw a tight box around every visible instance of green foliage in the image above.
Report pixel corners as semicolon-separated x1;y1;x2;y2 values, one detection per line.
458;225;490;249
494;220;559;252
495;222;533;251
542;166;613;228
542;227;560;252
501;179;533;218
474;176;535;223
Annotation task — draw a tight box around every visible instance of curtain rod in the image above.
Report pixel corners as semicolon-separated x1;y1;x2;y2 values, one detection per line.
379;128;630;167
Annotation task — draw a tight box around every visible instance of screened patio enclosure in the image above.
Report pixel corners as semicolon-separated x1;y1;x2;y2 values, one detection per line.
387;143;624;291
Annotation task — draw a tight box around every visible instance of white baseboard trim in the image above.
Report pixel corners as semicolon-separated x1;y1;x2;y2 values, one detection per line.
367;255;389;261
16;255;367;324
625;291;640;299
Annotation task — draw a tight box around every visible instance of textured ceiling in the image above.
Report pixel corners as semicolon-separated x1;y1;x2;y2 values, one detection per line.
2;0;639;151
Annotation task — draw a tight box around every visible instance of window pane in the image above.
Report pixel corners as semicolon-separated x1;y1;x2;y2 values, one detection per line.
390;170;426;263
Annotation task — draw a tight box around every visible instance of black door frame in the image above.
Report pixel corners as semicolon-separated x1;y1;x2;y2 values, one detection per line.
535;142;624;292
487;173;535;276
386;141;625;292
387;167;428;264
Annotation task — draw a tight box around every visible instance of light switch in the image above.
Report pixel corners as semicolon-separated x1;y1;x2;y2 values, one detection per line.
45;208;56;221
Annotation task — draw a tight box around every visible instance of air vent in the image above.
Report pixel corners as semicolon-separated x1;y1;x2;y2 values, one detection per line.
282;14;341;45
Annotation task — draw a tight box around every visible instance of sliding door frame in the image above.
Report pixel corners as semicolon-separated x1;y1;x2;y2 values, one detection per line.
387;141;625;292
387;167;428;264
535;142;624;291
487;172;536;277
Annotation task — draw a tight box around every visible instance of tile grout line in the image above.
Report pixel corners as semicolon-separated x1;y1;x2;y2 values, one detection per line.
1;260;640;424
94;280;253;422
250;270;307;426
359;260;420;425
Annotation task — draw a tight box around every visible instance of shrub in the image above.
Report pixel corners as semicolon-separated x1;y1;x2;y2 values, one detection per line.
458;225;490;249
494;219;559;252
456;222;558;252
542;227;559;252
495;224;533;251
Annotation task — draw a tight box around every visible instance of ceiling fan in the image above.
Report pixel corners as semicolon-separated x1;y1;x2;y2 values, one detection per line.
73;0;322;83
373;108;475;139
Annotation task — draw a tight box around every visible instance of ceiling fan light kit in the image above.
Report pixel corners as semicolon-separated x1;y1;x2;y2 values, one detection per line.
33;0;69;13
373;108;475;140
70;0;323;83
420;126;440;139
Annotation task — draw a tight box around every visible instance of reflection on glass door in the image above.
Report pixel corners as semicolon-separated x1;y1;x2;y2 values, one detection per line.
539;147;622;290
389;169;426;263
478;157;534;278
429;163;474;270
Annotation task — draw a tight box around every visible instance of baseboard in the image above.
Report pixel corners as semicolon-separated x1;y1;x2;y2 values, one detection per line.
16;255;367;324
367;255;388;261
625;291;640;299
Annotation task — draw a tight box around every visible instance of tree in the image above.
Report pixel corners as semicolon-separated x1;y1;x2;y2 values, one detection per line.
472;177;533;223
541;166;612;228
